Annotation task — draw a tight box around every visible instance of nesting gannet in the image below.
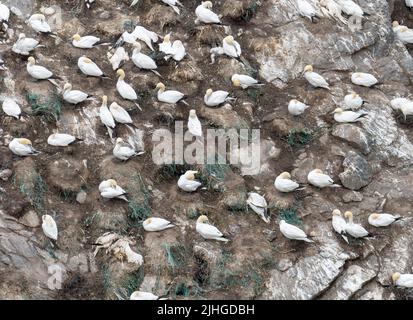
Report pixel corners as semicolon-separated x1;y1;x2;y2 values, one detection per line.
85;0;95;9
0;55;6;70
2;98;22;119
394;26;413;44
344;92;364;109
288;99;310;116
169;40;186;62
42;215;58;240
132;42;158;71
159;34;173;55
162;0;183;15
113;138;140;161
130;291;160;300
133;26;159;51
188;109;202;137
63;83;89;105
109;102;133;124
196;215;229;242
297;0;317;22
223;36;241;58
344;211;369;238
27;14;55;35
204;88;234;106
156;82;184;104
400;102;413;120
195;1;221;24
368;213;402;227
100;96;116;129
392;21;403;33
332;209;349;243
108;47;129;70
332;108;367;123
336;0;367;17
392;273;413;288
406;0;413;10
274;172;300;193
308;169;341;188
47;133;79;147
143;217;175;232
99;179;128;201
112;239;143;265
246;192;270;223
351;72;378;87
78;56;107;78
0;2;10;30
72;34;101;49
390;97;412;111
279;220;314;243
116;69;139;107
12;33;42;56
231;74;262;89
26;57;53;80
303;65;330;90
178;170;202;192
319;0;347;25
9;138;40;156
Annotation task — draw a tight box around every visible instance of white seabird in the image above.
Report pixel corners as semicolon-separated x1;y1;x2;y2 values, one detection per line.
2;98;22;119
231;74;262;89
27;14;55;35
195;1;221;24
223;36;241;58
392;273;413;288
177;170;201;192
162;0;183;15
204;88;235;107
143;217;175;232
100;96;116;129
63;83;89;105
331;209;349;243
344;211;369;239
99;179;129;202
246;192;270;223
288;99;310;116
42;215;58;240
72;34;101;49
297;0;317;22
351;72;378;87
78;56;106;78
332;108;367;123
47;133;78;147
116;69;139;106
113;138;140;161
196;215;229;242
344;92;364;109
108;47;129;70
9;138;40;156
156;82;184;104
26;57;53;80
368;213;402;228
188;109;202;137
279;220;314;243
12;33;42;56
274;172;300;193
303;65;330;90
109;102;133;124
307;169;341;188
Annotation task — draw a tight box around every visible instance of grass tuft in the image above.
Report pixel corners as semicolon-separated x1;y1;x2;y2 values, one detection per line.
27;92;62;123
279;206;302;226
285;129;313;148
128;174;152;225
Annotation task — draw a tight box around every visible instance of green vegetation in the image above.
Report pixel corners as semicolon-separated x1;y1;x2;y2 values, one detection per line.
128;174;152;224
241;0;261;22
163;243;187;275
198;162;230;190
101;264;112;291
285;129;313;148
83;212;101;228
27;92;62;123
18;172;47;214
121;268;144;298
154;163;191;182
278;206;302;226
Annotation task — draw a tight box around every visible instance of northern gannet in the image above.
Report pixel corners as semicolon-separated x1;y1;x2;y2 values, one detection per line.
130;291;160;300
288;99;310;116
42;215;58;240
12;33;42;56
0;55;5;70
332;108;367;123
27;14;55;35
159;34;173;55
303;65;330;90
332;209;349;243
2;98;22;119
344;211;369;238
162;0;183;15
246;192;270;223
231;74;262;89
195;1;221;24
336;0;367;17
133;26;159;51
319;0;347;25
196;215;229;242
223;36;241;58
392;273;413;288
406;0;413;10
47;133;78;147
99;179;129;201
72;34;100;49
116;69;139;105
390;97;411;111
274;172;300;193
204;88;234;106
63;83;89;105
108;47;129;70
100;96;116;129
177;170;201;192
394;26;413;44
368;213;402;227
78;56;107;78
279;220;314;243
0;1;10;30
143;217;175;232
156;82;184;104
308;169;341;188
392;21;403;33
27;57;53;80
132;42;157;71
9;138;40;156
351;72;378;87
113;138;140;161
109;102;133;124
159;34;186;61
400;102;413;120
85;0;95;9
297;0;317;22
188;109;202;137
344;91;364;109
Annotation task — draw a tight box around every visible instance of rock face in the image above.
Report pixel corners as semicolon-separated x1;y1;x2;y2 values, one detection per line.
332;124;371;155
47;158;90;193
339;151;373;190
